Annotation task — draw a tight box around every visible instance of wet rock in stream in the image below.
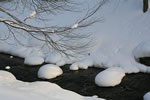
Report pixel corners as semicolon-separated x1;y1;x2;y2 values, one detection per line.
0;53;150;100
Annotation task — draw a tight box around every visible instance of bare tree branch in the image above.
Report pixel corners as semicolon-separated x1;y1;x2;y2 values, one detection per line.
0;0;106;57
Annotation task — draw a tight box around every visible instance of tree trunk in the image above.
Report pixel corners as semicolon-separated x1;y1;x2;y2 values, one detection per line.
143;0;149;13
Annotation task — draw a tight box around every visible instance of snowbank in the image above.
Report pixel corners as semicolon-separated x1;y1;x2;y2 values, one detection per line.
38;64;63;79
70;0;150;74
0;71;105;100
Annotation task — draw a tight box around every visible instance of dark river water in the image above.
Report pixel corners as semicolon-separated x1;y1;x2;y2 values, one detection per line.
0;53;150;100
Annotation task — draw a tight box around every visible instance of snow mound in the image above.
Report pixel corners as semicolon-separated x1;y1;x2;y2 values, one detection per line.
0;71;16;82
0;71;105;100
70;63;79;70
38;64;63;79
24;56;44;65
45;52;62;64
70;58;93;70
144;92;150;100
95;67;125;87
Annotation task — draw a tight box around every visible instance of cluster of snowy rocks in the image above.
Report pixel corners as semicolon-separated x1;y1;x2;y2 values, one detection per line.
23;55;125;87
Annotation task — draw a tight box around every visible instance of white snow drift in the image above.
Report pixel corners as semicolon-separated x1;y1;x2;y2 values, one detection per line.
0;71;105;100
38;64;63;79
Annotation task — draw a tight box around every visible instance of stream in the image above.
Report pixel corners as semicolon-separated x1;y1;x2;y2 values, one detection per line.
0;53;150;100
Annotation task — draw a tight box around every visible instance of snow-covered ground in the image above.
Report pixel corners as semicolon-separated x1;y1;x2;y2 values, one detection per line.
0;71;105;100
1;0;150;99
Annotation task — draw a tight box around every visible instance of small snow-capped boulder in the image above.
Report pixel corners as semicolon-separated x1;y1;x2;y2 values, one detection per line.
38;64;63;79
24;56;44;65
70;58;93;70
70;63;79;70
95;67;125;87
5;66;11;70
144;92;150;100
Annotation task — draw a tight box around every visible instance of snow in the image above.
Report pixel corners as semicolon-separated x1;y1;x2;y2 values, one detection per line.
69;0;150;74
27;11;36;18
10;56;13;58
5;66;11;70
0;71;105;100
72;23;78;29
0;71;16;81
45;52;62;64
1;0;150;74
133;41;150;59
95;67;125;87
24;11;37;21
38;64;63;79
144;92;150;100
0;0;150;99
70;58;93;70
56;59;66;66
70;63;79;70
24;56;44;65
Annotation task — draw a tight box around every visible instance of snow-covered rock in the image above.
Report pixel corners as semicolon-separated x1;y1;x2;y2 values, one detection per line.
144;92;150;100
95;67;125;87
70;58;93;70
5;66;11;70
38;64;63;79
78;58;93;69
70;63;79;70
24;56;44;65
